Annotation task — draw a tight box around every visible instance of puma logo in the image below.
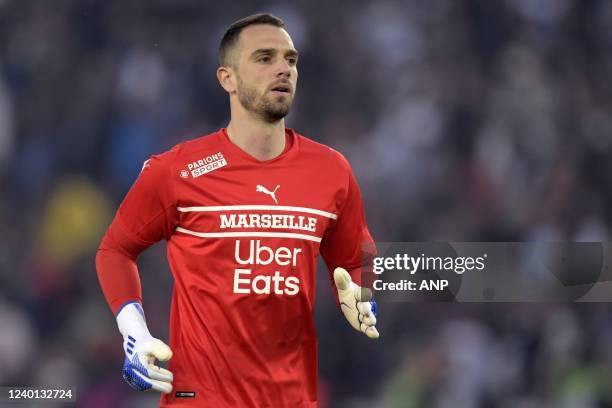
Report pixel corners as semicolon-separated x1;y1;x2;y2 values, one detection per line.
256;184;280;204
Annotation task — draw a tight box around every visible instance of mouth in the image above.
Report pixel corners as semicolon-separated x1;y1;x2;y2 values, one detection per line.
270;84;292;95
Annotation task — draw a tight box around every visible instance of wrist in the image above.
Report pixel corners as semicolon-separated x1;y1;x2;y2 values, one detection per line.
116;302;151;338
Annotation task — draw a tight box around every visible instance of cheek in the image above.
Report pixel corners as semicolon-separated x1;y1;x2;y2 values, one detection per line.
248;71;267;86
238;74;263;93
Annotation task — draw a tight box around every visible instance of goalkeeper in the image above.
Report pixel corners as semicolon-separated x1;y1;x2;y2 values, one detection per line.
96;13;378;407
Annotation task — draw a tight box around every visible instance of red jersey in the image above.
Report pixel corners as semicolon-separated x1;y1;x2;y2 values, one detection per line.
98;128;374;407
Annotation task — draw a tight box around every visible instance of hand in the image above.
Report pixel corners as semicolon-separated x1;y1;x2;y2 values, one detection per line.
334;267;379;339
122;332;174;393
117;302;174;393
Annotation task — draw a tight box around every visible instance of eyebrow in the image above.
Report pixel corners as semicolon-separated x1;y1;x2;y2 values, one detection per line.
250;48;299;59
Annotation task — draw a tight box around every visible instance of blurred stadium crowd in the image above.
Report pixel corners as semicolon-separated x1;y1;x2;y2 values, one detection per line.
1;0;612;407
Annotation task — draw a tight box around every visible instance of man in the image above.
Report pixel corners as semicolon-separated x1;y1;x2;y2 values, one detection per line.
96;13;378;407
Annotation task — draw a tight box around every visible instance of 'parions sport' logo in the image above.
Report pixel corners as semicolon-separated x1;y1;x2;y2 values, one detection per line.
182;152;227;178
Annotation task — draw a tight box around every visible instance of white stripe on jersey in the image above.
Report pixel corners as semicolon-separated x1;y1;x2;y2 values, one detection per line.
175;227;323;243
177;205;338;220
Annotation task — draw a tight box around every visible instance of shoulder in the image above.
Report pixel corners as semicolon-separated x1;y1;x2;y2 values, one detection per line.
167;129;225;161
293;129;353;176
146;129;225;169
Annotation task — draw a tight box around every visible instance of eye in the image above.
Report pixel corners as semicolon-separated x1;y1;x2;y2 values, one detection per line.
287;57;298;65
257;56;271;63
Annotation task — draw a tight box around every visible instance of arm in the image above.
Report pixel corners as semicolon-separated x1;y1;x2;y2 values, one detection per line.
320;154;379;339
96;151;178;393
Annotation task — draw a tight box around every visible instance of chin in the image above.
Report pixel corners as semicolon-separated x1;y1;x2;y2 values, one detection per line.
262;101;291;117
263;107;290;122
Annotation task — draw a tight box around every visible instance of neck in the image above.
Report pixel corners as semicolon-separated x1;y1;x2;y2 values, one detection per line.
226;108;286;161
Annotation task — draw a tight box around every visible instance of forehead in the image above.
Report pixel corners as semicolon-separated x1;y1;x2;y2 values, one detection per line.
237;24;295;56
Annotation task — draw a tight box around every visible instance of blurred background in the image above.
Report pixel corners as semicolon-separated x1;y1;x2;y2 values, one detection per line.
1;0;612;407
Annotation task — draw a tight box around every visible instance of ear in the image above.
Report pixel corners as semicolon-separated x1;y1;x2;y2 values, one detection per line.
217;66;237;94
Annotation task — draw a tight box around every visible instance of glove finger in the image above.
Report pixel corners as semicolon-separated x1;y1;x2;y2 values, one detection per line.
148;377;173;394
354;286;373;302
126;361;173;393
149;339;173;362
364;326;380;339
146;363;174;382
357;301;372;316
361;313;377;327
333;267;352;291
371;300;378;316
123;359;152;391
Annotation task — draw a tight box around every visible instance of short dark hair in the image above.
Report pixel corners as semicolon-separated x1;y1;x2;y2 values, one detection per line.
219;13;285;67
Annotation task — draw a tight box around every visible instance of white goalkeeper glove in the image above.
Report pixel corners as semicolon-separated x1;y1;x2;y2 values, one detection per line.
334;267;379;339
116;302;174;393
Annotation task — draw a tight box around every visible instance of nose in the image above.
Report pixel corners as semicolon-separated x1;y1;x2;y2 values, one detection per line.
276;59;292;78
